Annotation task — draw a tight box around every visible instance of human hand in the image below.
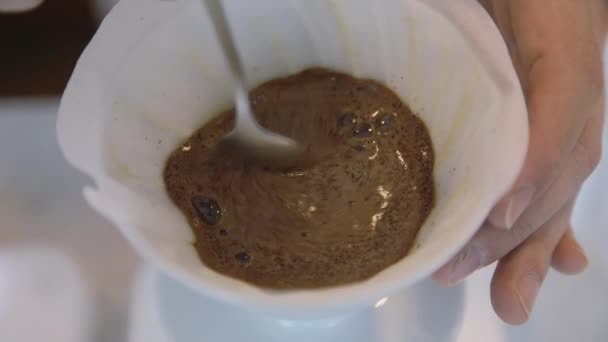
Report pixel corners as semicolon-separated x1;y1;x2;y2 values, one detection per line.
0;0;44;13
434;0;607;325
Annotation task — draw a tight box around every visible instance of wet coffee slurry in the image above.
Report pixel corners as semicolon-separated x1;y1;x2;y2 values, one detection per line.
164;68;435;289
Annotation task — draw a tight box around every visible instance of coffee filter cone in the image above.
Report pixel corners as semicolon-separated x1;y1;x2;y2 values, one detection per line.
58;0;528;317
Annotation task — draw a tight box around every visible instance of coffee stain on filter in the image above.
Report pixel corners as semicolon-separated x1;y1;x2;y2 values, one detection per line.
405;13;419;107
436;66;479;168
328;0;359;74
251;15;293;74
411;172;472;249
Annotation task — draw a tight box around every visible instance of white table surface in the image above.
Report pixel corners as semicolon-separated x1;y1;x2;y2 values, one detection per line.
1;96;607;342
0;98;138;342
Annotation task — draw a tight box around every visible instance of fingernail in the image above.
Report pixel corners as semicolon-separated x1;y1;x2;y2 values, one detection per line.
447;246;485;286
516;272;541;318
572;239;588;258
489;186;535;229
578;250;589;269
572;242;590;271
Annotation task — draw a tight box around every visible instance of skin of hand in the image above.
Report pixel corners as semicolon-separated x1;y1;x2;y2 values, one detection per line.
434;0;607;325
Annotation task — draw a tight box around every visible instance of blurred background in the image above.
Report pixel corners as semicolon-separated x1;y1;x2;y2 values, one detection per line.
0;0;113;95
0;1;140;342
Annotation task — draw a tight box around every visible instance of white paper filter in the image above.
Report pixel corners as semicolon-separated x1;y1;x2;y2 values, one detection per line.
58;0;528;317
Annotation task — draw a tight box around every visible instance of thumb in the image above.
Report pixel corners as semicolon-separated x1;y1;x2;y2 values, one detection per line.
487;0;603;229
